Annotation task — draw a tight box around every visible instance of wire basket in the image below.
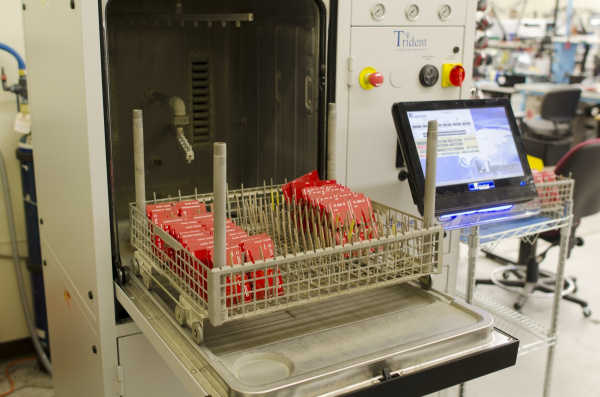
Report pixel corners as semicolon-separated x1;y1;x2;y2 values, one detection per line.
536;175;573;217
459;175;574;246
130;185;443;327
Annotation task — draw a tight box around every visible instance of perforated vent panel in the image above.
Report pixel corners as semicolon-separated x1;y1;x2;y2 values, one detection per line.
190;54;213;145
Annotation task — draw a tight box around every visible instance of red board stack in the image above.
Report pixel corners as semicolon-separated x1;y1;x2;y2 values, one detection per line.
282;171;378;246
145;200;281;307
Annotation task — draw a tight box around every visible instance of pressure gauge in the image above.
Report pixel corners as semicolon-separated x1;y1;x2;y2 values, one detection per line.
405;4;420;21
438;4;452;20
371;3;386;21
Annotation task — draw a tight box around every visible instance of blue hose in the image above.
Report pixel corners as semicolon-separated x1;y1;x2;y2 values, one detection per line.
0;42;26;70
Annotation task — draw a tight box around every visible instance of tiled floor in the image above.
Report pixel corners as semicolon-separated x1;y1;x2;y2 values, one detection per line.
2;214;599;397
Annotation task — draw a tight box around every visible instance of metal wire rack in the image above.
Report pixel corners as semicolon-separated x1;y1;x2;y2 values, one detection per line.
459;175;574;397
130;185;443;334
455;285;554;355
460;176;574;247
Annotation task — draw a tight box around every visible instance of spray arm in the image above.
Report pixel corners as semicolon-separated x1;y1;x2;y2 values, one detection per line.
145;89;194;163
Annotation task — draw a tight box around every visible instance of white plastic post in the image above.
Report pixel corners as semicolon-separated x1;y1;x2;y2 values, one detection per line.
213;142;227;269
423;120;438;228
133;109;146;215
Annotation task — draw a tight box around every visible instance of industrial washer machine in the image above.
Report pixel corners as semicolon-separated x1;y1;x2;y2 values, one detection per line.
21;0;518;396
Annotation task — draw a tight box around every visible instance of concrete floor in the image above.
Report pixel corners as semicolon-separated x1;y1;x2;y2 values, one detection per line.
0;355;53;397
2;214;599;397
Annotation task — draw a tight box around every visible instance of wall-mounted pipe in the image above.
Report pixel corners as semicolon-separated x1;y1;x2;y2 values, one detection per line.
0;42;26;71
0;42;28;111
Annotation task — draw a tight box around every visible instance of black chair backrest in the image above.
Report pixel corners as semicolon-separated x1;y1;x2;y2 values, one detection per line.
555;138;600;222
540;88;581;123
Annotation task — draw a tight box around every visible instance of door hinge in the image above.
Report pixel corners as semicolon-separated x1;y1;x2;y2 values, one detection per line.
347;55;355;86
116;365;125;396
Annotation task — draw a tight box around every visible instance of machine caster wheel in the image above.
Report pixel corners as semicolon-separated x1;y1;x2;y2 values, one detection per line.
583;308;592;318
175;305;186;326
418;275;433;290
131;258;141;276
142;271;152;289
191;322;204;344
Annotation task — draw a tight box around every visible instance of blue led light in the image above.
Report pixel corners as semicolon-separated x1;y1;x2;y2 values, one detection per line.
439;204;514;219
440;215;514;228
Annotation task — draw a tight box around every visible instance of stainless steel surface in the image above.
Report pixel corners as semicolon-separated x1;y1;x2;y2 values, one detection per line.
105;0;324;220
118;272;500;397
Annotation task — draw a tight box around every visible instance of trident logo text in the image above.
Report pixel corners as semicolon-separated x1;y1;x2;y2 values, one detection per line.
394;30;427;49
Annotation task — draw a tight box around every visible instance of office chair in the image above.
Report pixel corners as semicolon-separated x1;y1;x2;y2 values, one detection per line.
521;88;582;139
520;87;582;165
477;138;600;317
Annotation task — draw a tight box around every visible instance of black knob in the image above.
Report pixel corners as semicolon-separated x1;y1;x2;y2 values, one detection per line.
398;169;409;181
419;65;439;87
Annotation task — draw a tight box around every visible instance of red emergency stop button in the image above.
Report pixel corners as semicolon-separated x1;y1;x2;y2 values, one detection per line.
359;67;384;90
449;65;465;86
367;72;384;87
442;63;466;87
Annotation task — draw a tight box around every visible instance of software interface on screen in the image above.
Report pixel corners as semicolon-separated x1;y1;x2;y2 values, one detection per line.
407;107;525;187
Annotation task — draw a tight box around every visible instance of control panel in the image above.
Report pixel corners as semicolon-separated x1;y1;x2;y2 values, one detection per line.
345;25;468;205
335;0;476;292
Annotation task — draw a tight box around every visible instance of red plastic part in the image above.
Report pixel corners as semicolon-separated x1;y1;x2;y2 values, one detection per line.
449;65;465;87
368;72;384;87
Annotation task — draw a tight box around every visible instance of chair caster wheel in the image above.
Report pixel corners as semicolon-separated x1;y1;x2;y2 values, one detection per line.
583;308;592;318
502;272;510;280
514;302;523;311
